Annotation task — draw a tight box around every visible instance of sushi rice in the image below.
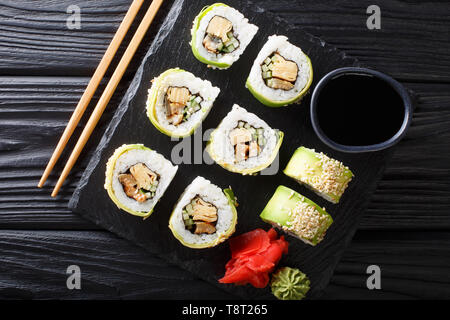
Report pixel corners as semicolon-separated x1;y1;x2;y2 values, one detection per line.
191;3;258;69
207;104;284;175
104;144;178;218
147;68;220;138
246;35;313;107
169;176;238;249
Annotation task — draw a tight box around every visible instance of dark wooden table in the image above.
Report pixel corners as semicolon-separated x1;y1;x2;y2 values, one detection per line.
0;0;449;299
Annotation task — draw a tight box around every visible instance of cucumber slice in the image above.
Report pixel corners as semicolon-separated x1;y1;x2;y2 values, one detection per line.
227;31;233;38
264;57;271;65
227;44;235;52
262;71;272;79
257;136;264;146
185;218;194;227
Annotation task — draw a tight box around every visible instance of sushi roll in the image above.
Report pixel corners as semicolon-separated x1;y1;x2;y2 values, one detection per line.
190;3;258;69
169;176;238;249
147;68;220;138
246;35;313;107
260;186;333;246
283;147;353;203
104;144;178;218
206;104;284;175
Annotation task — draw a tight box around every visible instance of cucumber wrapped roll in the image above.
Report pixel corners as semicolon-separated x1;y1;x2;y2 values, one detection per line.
206;104;284;175
246;35;313;107
284;147;353;203
147;68;220;138
104;144;178;218
169;176;238;249
190;3;258;69
260;186;333;246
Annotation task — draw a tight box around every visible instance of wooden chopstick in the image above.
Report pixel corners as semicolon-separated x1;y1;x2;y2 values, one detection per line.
38;0;145;188
51;0;164;197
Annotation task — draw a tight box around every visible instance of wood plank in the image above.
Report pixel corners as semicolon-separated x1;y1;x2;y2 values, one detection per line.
1;78;449;230
0;76;127;230
360;82;450;229
0;0;448;81
0;230;448;299
269;0;450;82
324;231;450;299
0;0;174;78
0;230;234;299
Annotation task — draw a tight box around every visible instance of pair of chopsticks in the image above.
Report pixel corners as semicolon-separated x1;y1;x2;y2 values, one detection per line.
38;0;164;197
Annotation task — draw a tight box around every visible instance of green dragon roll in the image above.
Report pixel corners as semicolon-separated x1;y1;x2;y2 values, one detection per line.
284;147;353;203
260;186;333;246
104;144;178;218
147;68;220;138
246;35;313;107
206;104;284;175
190;3;258;69
169;176;238;249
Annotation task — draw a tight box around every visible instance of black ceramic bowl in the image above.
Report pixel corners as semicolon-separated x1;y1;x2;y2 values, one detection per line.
310;67;412;153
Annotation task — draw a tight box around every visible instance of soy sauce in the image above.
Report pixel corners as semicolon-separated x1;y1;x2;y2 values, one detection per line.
316;74;405;146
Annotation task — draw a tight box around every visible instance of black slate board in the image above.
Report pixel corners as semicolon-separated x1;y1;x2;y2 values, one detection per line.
69;0;400;299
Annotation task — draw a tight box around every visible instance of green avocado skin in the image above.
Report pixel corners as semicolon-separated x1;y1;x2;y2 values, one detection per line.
271;267;310;300
260;185;330;227
283;146;354;203
260;185;299;227
259;185;333;245
284;147;319;172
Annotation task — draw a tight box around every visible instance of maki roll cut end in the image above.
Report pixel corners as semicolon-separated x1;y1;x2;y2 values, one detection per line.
260;186;333;246
104;144;178;218
284;147;353;203
169;176;238;249
246;35;313;107
191;3;259;69
147;68;220;138
206;104;284;175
